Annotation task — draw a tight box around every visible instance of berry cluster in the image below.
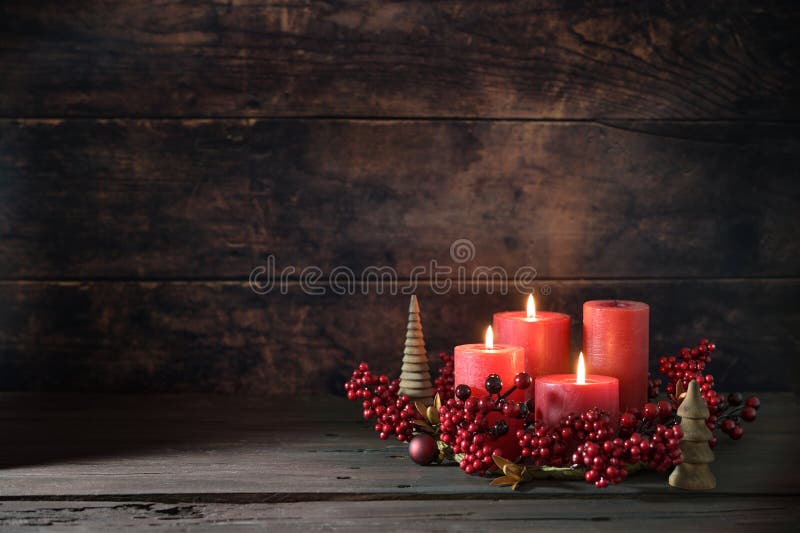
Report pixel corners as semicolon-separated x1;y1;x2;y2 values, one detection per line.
433;352;455;400
718;393;761;441
344;354;457;442
438;374;531;475
657;339;760;443
344;363;417;442
647;374;662;400
517;421;568;467
568;407;682;487
659;339;719;409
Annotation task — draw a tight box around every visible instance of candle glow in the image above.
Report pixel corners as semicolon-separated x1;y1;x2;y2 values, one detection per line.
526;294;536;320
577;352;586;385
485;325;494;350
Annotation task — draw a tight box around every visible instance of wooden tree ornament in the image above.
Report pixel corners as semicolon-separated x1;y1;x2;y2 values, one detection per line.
669;380;716;490
398;295;433;404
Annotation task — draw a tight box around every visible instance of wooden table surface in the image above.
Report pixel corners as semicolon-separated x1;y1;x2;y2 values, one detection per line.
0;393;797;531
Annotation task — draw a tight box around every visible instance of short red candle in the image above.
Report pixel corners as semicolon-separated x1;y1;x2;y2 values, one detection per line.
493;297;570;389
535;372;619;429
454;343;526;402
454;328;526;459
583;300;649;411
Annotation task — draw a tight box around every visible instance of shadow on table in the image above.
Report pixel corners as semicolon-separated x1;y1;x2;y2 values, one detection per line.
0;393;287;468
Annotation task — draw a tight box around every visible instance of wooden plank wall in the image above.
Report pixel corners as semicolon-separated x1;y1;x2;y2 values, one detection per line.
0;1;798;394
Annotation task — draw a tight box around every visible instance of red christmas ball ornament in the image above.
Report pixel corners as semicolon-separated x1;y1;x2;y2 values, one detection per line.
408;434;438;465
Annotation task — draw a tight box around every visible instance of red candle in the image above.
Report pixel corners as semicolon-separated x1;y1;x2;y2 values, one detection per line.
486;411;524;461
494;295;570;388
583;300;649;411
454;326;526;402
535;354;619;429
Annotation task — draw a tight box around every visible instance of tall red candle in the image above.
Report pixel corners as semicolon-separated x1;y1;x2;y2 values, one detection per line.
494;295;570;387
583;300;649;411
535;354;619;429
454;327;527;402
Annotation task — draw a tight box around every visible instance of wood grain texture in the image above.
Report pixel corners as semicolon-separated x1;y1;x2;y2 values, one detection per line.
1;392;796;529
0;280;796;394
1;119;798;279
0;393;796;496
1;1;798;119
1;497;798;531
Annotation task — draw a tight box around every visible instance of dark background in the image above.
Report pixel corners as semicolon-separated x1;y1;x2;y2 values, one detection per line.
0;1;798;396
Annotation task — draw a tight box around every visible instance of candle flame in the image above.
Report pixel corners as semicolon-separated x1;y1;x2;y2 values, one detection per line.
577;352;586;385
485;325;494;350
526;294;536;320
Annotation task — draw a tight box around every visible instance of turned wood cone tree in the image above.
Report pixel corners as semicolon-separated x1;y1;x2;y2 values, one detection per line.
669;380;716;490
398;295;433;404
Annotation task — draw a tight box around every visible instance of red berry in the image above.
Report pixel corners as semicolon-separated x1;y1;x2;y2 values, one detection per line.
620;412;638;428
455;384;472;401
485;374;503;395
745;396;760;410
741;406;757;421
514;372;532;390
657;400;673;417
721;419;736;434
643;403;659;420
730;425;744;440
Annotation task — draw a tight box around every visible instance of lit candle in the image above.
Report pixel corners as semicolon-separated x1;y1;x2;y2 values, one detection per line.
534;353;619;429
454;326;527;402
493;294;571;389
454;327;526;460
583;300;649;411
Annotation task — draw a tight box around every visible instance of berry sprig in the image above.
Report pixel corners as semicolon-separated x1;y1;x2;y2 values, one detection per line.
438;373;531;475
716;392;761;441
659;339;719;409
647;374;662;400
566;407;682;487
344;363;417;442
433;352;455;400
657;339;760;444
344;354;457;443
517;421;569;467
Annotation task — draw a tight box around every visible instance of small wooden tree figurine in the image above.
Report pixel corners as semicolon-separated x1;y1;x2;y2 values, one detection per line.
398;295;433;404
669;380;716;490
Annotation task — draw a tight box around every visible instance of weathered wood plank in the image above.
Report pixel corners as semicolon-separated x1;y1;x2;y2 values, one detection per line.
0;280;796;393
0;393;795;497
1;497;798;531
0;1;797;119
1;119;798;279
